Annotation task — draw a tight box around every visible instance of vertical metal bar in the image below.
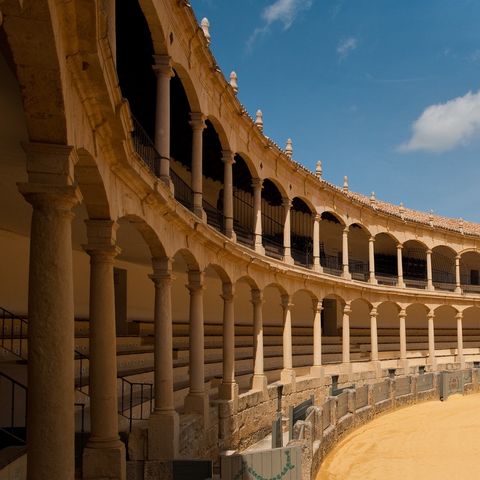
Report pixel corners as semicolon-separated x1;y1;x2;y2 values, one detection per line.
140;384;144;419
11;382;15;428
129;383;133;432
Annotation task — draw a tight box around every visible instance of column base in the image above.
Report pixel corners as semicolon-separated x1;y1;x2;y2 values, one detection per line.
427;358;437;371
369;277;378;285
310;365;325;383
341;362;353;376
280;368;296;386
255;242;265;255
342;271;352;280
193;206;207;222
426;284;435;292
370;360;382;378
219;381;239;402
455;287;462;294
184;392;209;424
313;263;323;273
251;374;268;396
284;254;294;265
160;175;174;193
397;281;406;288
147;410;179;461
83;440;126;480
398;358;409;373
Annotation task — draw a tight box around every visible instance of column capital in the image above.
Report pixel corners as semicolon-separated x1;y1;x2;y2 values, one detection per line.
282;197;292;209
369;236;375;243
150;257;174;284
455;311;463;320
456;254;461;261
221;283;234;302
397;243;403;250
370;307;378;317
221;150;235;164
314;213;321;223
152;55;174;77
19;183;81;215
426;249;432;255
251;177;264;190
189;112;206;130
251;289;264;306
343;303;352;315
280;294;293;309
343;226;350;234
398;309;407;319
187;270;204;293
312;299;323;313
83;220;121;258
427;310;435;320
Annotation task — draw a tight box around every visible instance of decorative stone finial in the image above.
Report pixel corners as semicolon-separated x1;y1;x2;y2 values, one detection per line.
370;191;376;207
255;110;263;131
343;176;349;192
200;18;211;44
315;160;323;179
285;138;293;158
459;217;464;234
428;209;434;226
229;71;238;93
399;202;405;219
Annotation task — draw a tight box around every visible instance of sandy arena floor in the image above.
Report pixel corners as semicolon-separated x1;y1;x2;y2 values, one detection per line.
317;393;480;480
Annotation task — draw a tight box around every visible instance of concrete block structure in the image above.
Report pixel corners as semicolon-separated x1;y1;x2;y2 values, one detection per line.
1;1;480;478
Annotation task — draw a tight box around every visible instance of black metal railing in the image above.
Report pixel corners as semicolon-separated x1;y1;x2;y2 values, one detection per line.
131;115;160;176
75;402;86;434
233;189;255;247
119;377;154;432
75;350;89;392
202;198;224;233
0;372;27;447
262;208;285;259
0;307;28;359
170;168;193;210
349;259;368;281
291;237;313;268
320;253;342;275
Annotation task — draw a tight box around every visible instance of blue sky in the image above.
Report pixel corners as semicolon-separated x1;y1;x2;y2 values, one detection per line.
192;0;480;221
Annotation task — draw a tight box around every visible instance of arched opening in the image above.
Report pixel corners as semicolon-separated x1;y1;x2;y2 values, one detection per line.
434;305;457;366
374;233;398;285
460;251;480;293
232;155;255;246
291;290;316;374
322;294;345;364
462;307;480;355
201;120;225;232
261;180;285;259
349;299;372;361
432;246;456;291
403;240;427;289
348;224;369;282
405;303;428;362
377;302;400;359
319;212;343;276
290;198;314;268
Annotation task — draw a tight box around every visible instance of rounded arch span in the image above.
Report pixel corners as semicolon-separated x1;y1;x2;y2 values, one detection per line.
459;248;480;256
207;115;231;152
172;247;200;271
205;263;232;285
172;62;202;112
351;297;373;310
137;0;169;55
235;275;259;291
377;300;401;312
75;148;112;220
432;244;457;256
263;282;288;297
323;292;346;305
320;210;346;226
406;303;429;314
403;238;429;251
291;196;316;215
374;231;400;244
291;288;318;303
262;177;289;200
235;151;260;179
433;304;459;315
121;214;167;259
348;222;372;237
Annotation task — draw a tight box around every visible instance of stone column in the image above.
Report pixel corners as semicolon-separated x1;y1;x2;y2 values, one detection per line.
153;55;174;185
342;227;351;279
456;311;464;367
397;244;405;288
399;309;408;371
252;178;265;254
282;199;293;263
219;283;238;400
148;258;179;461
222;150;235;239
313;214;322;272
310;299;324;379
427;311;436;369
370;307;379;362
280;294;295;385
426;249;434;291
184;270;209;421
251;289;268;393
342;302;352;364
455;255;462;293
369;236;377;284
18;143;81;480
83;221;126;480
189;112;206;219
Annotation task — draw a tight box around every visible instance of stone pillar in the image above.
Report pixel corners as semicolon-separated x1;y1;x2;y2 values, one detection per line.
18;143;81;480
148;258;179;461
219;283;238;400
282;199;293;263
399;309;408;371
370;307;379;362
342;302;351;364
313;214;322;272
310;299;324;379
83;220;126;479
280;294;295;385
153;55;174;185
455;255;462;293
369;236;377;284
427;311;436;369
252;178;265;254
342;227;351;279
456;311;464;367
397;244;405;288
222;150;235;239
189;112;206;219
251;289;268;393
426;249;434;291
184;270;209;421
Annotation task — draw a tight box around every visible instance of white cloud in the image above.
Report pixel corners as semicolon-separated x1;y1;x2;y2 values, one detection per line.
399;90;480;153
337;37;357;60
247;0;313;50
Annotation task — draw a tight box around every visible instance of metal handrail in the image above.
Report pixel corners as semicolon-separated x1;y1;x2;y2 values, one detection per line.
119;377;154;432
0;307;28;359
0;371;27;445
131;115;160;176
170;167;193;210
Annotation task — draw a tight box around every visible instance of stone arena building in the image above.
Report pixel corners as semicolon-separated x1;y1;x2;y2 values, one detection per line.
1;1;480;479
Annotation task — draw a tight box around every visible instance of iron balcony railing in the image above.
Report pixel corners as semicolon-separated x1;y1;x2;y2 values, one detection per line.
0;307;28;359
0;371;27;447
131;115;160;176
119;377;154;432
202;198;224;233
170;168;193;210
